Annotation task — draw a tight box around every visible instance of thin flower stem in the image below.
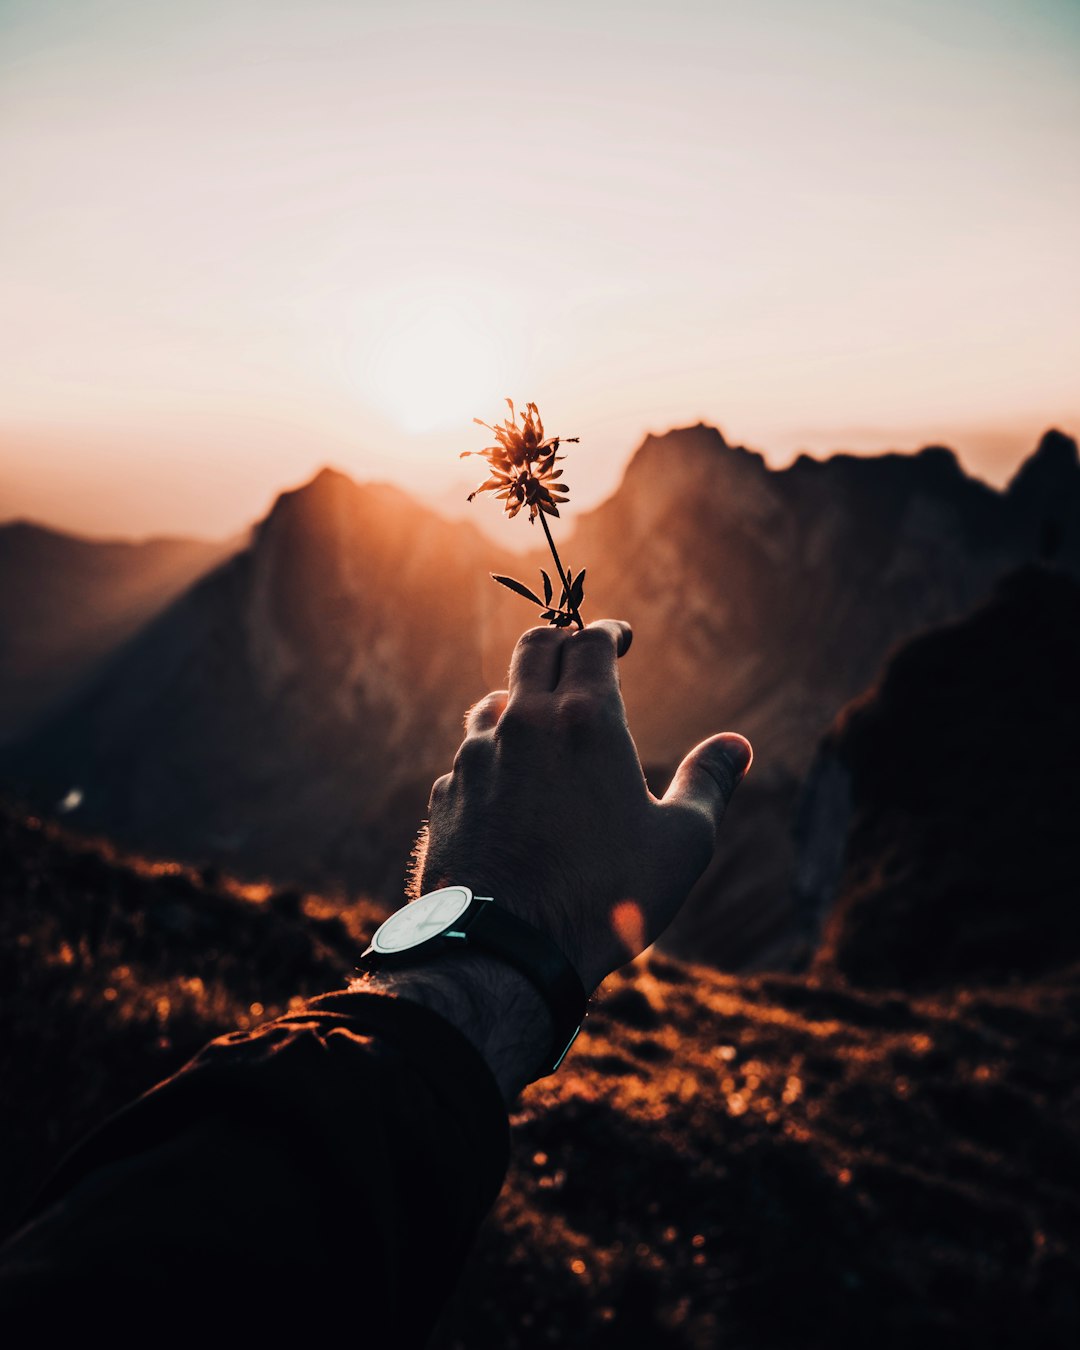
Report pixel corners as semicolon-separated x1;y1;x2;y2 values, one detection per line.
538;510;584;629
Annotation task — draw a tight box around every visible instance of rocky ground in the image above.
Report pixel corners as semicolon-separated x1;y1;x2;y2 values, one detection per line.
2;803;1077;1349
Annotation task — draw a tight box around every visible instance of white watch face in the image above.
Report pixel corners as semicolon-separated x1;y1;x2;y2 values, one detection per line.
370;886;473;954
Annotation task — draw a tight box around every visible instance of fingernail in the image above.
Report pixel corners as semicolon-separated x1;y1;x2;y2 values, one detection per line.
584;619;632;655
719;735;753;782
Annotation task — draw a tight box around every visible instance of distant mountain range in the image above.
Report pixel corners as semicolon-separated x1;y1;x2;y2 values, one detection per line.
4;424;1078;963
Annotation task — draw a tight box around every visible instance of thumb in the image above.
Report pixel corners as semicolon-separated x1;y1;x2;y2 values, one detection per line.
662;733;753;831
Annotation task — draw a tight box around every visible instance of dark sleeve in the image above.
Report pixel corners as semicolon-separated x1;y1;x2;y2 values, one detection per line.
0;991;509;1345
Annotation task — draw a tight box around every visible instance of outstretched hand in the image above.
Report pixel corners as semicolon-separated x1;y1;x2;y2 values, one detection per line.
417;620;751;992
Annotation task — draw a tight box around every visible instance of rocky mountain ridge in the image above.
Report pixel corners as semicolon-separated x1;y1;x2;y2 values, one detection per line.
5;425;1078;965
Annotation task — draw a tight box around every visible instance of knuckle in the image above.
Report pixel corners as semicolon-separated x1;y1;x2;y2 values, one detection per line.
493;702;536;741
452;736;488;775
428;773;453;808
464;695;490;724
555;690;602;732
572;627;612;651
464;693;502;731
516;626;558;651
698;753;738;804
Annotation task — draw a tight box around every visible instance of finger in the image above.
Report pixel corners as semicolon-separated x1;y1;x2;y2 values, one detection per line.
662;733;752;830
464;689;508;737
508;625;570;695
557;620;633;695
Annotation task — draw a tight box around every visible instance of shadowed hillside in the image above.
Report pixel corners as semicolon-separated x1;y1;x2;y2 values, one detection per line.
803;566;1080;991
2;472;515;894
3;568;1079;1346
0;521;235;744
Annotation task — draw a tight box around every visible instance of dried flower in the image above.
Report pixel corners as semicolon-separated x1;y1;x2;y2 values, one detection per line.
462;399;587;628
461;398;576;523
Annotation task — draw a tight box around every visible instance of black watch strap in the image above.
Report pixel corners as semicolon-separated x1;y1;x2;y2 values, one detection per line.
361;888;589;1078
464;898;588;1075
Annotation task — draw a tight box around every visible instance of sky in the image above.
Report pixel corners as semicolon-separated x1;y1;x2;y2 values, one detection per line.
1;0;1078;542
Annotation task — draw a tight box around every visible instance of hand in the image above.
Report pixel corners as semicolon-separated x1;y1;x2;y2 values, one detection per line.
416;620;752;992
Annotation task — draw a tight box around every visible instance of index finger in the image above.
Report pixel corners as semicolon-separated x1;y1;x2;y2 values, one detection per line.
557;619;633;696
507;625;570;696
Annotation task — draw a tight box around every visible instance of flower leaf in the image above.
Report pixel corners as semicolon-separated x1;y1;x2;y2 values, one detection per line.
541;570;553;605
569;568;586;609
492;574;545;606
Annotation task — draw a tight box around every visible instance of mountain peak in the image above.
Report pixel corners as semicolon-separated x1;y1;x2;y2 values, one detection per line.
914;443;963;475
309;464;356;492
623;422;767;491
260;467;428;538
1007;428;1079;497
635;422;730;459
1034;427;1078;465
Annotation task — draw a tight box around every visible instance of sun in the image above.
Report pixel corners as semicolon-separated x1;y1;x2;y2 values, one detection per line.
360;297;509;434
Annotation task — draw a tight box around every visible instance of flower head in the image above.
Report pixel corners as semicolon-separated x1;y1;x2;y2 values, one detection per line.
462;398;577;522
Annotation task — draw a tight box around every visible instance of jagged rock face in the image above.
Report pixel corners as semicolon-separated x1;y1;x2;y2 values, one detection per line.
1005;429;1080;567
3;427;1078;943
550;426;1079;970
557;426;1057;778
0;522;233;744
2;472;510;892
807;567;1080;989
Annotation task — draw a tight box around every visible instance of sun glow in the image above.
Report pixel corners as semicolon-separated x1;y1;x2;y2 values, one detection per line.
1;2;1078;537
358;296;513;435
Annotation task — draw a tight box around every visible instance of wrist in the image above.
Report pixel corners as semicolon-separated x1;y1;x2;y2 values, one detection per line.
350;953;554;1103
419;868;603;990
362;886;588;1086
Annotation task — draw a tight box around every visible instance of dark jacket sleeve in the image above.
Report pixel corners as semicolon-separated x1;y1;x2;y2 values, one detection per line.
0;991;509;1345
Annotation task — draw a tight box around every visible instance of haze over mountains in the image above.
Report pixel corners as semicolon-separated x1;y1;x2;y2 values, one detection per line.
3;423;1078;965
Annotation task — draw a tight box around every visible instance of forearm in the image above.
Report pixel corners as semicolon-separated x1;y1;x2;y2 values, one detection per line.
0;983;512;1342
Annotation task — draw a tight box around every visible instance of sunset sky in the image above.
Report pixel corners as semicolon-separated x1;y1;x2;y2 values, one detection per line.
2;0;1078;542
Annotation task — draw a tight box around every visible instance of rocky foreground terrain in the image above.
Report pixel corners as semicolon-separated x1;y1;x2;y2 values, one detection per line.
3;568;1078;1347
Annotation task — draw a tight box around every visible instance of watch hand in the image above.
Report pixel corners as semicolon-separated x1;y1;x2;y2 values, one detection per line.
416;915;449;934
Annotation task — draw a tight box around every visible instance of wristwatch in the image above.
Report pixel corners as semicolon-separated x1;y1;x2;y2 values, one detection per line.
361;885;588;1077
